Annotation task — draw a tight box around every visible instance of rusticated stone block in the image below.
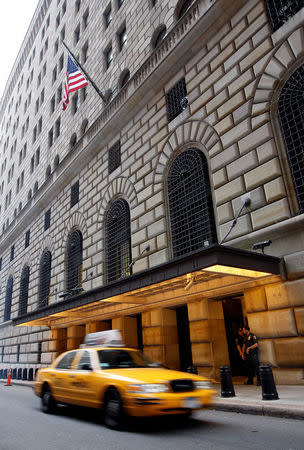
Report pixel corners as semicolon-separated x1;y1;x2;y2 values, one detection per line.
274;337;304;367
251;198;290;230
142;309;162;327
266;279;304;310
142;326;162;346
191;342;212;366
272;368;304;385
189;320;209;342
243;286;267;313
295;308;304;335
188;299;209;321
259;339;277;366
285;251;304;280
143;346;163;364
248;309;297;338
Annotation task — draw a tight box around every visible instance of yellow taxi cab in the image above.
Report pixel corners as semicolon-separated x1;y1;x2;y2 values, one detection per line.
34;330;216;428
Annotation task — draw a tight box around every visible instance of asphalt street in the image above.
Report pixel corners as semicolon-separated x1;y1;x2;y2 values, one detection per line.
0;384;303;450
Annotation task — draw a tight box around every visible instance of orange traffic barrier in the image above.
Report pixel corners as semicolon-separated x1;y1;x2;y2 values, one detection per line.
5;368;12;386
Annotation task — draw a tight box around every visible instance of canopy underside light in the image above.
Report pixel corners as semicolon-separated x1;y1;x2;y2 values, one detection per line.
203;265;272;278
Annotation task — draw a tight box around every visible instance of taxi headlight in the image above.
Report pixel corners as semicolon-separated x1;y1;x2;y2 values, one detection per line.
194;381;213;390
128;383;169;394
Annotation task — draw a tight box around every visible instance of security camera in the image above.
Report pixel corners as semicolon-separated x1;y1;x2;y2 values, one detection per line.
252;240;272;253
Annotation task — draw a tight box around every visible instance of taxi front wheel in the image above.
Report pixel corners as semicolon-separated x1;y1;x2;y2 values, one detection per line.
103;388;124;429
41;386;56;414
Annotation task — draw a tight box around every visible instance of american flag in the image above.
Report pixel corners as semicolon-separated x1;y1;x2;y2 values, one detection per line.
62;54;88;111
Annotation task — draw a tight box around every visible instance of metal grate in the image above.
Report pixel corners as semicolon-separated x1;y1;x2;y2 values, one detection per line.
166;78;187;122
168;149;217;258
66;230;83;292
4;276;13;322
19;266;30;316
38;251;52;308
265;0;304;32
44;209;51;231
70;181;79;208
108;141;121;174
105;199;132;282
278;65;304;213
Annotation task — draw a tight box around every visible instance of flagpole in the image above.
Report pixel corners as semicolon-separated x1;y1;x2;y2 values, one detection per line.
62;40;108;105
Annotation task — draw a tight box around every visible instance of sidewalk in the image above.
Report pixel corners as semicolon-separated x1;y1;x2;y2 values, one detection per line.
1;379;304;420
213;384;304;420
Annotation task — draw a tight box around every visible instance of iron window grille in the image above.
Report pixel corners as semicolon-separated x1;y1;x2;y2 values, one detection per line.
166;78;187;122
66;230;83;292
10;245;15;261
167;149;217;258
38;251;52;308
108;141;121;174
44;209;51;230
4;276;13;322
25;230;30;248
278;65;304;214
105;199;132;282
19;266;30;316
71;181;79;208
265;0;304;32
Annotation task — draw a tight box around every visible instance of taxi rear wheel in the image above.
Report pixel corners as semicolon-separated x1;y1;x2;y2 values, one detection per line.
103;388;124;429
41;386;56;414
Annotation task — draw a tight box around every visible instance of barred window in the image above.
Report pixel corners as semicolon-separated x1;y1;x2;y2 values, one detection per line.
71;181;79;208
105;199;132;282
265;0;304;32
66;230;83;292
25;230;30;248
10;245;15;261
19;266;30;316
38;251;52;308
108;141;121;174
278;65;304;213
167;149;217;258
45;209;51;230
166;78;187;122
4;276;13;322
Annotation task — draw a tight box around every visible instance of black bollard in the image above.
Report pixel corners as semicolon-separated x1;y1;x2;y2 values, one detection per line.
220;365;235;397
259;364;279;400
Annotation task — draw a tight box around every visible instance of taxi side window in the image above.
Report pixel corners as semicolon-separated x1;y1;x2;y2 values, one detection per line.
77;351;92;371
56;351;77;369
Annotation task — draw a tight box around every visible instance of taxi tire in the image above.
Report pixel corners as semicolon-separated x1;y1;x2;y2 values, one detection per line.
103;388;124;430
41;386;56;414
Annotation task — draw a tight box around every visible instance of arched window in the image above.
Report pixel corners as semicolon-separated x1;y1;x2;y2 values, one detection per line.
66;230;83;292
265;0;304;32
152;25;167;49
105;199;132;282
167;149;217;258
4;276;13;322
278;65;304;213
19;266;30;316
175;0;195;20
38;251;52;308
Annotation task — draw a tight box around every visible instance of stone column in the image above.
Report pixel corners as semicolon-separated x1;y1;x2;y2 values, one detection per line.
49;328;67;357
142;309;180;369
112;316;138;348
67;325;86;350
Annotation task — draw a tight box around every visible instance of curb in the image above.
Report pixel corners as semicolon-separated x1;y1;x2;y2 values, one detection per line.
213;400;304;420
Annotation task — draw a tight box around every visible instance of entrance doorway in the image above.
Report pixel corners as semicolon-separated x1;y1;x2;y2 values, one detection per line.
176;305;193;371
222;297;246;376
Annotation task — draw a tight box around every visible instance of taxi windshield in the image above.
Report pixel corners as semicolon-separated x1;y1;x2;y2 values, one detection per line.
97;349;158;369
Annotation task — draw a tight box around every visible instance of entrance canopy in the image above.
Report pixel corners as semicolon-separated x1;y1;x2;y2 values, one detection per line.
13;245;281;328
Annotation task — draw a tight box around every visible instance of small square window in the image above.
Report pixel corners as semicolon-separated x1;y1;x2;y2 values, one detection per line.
52;66;57;83
56;13;60;29
55;118;61;138
48;128;54;148
105;47;113;69
118;27;127;51
10;245;14;261
25;230;30;248
75;0;81;14
62;0;66;15
72;93;79;114
54;39;59;55
50;95;56;114
83;8;89;29
108;141;121;174
57;85;62;103
104;8;112;27
70;181;79;208
59;54;64;72
74;25;80;45
117;0;124;9
82;43;89;63
41;88;45;104
44;209;51;230
166;78;188;122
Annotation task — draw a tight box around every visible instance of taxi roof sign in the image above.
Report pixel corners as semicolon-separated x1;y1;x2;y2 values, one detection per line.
81;329;124;348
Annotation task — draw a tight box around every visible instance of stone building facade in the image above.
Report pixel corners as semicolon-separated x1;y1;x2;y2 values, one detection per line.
0;0;304;384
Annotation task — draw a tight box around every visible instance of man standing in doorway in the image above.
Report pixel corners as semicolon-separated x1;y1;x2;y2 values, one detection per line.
243;325;261;386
